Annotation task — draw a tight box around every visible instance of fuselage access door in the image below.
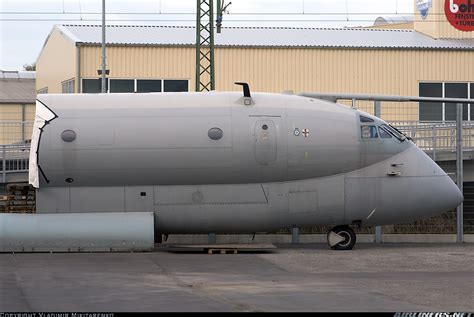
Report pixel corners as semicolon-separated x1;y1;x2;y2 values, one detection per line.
249;115;287;182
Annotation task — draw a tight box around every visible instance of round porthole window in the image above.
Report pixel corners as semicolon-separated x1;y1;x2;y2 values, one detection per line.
262;124;268;130
65;178;74;183
208;128;223;140
61;130;76;142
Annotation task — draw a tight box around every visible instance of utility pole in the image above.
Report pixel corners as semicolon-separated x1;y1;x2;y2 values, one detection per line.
195;0;230;92
456;103;464;243
374;101;382;244
101;0;107;93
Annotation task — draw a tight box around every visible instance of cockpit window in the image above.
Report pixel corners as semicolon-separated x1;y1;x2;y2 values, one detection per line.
380;124;406;142
361;125;378;139
378;126;393;139
360;115;374;123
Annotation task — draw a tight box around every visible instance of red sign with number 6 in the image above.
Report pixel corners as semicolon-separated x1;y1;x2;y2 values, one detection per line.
445;0;474;31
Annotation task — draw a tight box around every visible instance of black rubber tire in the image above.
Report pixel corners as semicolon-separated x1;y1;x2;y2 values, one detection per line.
328;225;356;250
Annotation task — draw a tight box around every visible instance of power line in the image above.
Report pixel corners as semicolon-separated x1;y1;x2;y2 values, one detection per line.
0;11;420;15
0;18;445;22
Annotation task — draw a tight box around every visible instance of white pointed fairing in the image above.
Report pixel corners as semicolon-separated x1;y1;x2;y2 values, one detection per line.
29;100;57;188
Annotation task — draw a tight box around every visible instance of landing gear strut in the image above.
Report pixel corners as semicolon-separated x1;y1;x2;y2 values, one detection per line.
327;225;356;250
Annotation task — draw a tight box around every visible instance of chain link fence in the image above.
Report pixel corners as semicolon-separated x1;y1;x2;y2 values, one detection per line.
0;121;33;145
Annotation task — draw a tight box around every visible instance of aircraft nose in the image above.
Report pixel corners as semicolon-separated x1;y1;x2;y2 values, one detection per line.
413;146;463;212
410;174;463;222
393;147;464;223
442;176;464;210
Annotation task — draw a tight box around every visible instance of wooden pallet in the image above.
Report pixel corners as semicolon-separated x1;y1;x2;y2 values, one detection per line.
206;248;239;255
161;244;276;254
7;183;32;191
8;206;35;212
10;200;35;205
0;183;36;213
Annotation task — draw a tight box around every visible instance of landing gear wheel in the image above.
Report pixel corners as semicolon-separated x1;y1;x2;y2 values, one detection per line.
327;226;356;250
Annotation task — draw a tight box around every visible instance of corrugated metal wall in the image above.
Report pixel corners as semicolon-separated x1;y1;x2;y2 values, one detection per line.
36;28;77;94
81;46;474;121
81;46;195;85
217;48;474;121
0;104;35;144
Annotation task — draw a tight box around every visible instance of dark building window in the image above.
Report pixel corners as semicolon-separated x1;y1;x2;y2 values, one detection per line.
110;79;134;93
419;83;442;122
445;83;468;121
164;80;188;92
82;79;107;93
464;182;474;233
420;82;472;122
82;78;188;93
137;80;162;92
471;83;474;119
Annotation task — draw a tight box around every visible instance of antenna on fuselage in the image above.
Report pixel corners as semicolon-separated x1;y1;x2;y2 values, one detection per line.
235;82;253;106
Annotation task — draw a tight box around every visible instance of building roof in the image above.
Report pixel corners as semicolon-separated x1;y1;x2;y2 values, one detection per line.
0;71;36;104
56;24;474;50
0;70;35;80
373;15;414;26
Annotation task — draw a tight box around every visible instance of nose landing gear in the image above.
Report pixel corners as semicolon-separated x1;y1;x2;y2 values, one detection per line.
327;225;356;250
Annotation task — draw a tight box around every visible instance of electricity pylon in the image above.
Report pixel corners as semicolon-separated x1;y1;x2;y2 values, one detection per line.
195;0;230;92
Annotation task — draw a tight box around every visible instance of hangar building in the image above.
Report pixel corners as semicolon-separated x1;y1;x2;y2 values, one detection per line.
0;71;35;144
36;0;474;123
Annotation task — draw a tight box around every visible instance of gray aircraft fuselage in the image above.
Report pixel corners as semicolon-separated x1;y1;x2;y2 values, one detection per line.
31;92;463;234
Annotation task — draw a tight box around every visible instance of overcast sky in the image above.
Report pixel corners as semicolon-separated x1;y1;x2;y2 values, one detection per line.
0;0;413;70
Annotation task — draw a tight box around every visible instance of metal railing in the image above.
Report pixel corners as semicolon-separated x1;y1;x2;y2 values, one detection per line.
391;121;474;160
0;121;34;145
0;144;30;183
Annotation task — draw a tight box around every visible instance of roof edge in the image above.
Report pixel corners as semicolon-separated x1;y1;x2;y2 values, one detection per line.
61;24;415;33
0;99;36;104
76;42;474;51
56;24;83;43
36;25;81;64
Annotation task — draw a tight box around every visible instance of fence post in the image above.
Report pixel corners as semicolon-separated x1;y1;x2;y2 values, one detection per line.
456;103;464;243
2;145;6;183
374;101;382;243
432;125;437;161
208;233;216;244
291;227;300;244
22;104;26;142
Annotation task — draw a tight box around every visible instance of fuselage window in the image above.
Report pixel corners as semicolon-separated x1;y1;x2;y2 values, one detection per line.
378;126;393;139
361;125;378;139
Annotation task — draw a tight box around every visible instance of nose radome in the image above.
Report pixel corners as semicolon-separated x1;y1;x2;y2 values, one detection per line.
416;147;463;217
442;176;464;210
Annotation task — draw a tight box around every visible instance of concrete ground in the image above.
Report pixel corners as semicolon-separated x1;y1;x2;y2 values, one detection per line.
0;243;472;312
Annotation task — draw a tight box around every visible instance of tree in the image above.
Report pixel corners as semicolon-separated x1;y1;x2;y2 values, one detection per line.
23;63;36;71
